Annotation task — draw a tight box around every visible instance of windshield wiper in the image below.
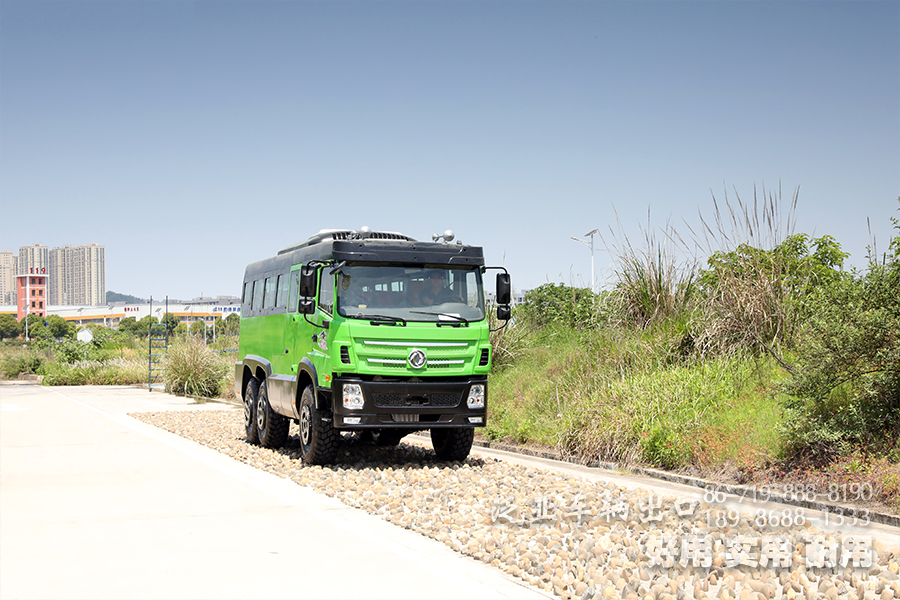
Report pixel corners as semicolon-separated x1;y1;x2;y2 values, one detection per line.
410;311;469;326
363;314;407;326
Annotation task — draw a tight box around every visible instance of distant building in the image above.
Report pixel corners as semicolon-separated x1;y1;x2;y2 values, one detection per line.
0;250;15;305
49;243;106;306
17;244;50;278
16;274;47;321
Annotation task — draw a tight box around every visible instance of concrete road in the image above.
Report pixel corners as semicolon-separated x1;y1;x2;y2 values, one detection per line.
0;384;551;600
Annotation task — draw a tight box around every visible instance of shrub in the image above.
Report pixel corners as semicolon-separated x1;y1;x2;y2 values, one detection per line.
518;283;603;329
164;338;229;398
0;348;46;379
695;233;847;359
781;213;900;459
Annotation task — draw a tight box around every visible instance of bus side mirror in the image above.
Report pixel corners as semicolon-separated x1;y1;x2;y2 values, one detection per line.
299;265;318;298
298;298;315;314
497;305;511;321
496;273;511;305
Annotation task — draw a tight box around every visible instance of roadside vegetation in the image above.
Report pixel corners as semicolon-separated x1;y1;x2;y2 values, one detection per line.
488;190;899;512
2;189;896;511
0;313;238;399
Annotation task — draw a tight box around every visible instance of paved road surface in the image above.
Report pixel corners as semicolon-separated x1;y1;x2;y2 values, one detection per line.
0;384;552;600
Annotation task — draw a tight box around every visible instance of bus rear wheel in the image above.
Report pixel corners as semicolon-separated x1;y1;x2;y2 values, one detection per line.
431;427;474;461
243;377;260;444
256;380;289;448
298;385;338;465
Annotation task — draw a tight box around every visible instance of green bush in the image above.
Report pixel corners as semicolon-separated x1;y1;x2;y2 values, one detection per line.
518;283;604;329
164;338;229;398
0;348;46;379
782;215;900;459
695;233;847;357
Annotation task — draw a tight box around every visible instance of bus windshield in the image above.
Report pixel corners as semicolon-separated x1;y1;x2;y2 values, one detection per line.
336;266;485;323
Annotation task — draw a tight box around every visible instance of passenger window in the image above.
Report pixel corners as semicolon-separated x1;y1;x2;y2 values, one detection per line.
252;280;263;312
275;274;285;307
319;272;334;314
243;282;250;306
264;277;277;309
287;270;300;313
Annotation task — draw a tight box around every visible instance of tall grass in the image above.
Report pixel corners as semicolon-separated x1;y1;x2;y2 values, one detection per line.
40;357;146;386
164;337;233;399
602;210;697;329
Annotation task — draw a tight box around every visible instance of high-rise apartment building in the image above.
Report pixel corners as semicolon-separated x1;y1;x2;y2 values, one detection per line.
48;243;106;306
0;250;15;305
17;244;49;278
75;243;105;306
6;243;106;307
49;246;74;305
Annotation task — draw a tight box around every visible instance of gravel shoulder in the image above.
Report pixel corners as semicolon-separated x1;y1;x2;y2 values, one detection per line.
132;408;900;600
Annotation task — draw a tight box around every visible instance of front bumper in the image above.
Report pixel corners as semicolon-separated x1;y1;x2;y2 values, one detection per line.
330;376;487;429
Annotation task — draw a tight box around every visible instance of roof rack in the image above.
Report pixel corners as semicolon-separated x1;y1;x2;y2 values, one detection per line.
277;229;415;255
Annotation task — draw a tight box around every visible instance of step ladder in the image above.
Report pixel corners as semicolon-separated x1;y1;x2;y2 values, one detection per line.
148;322;168;390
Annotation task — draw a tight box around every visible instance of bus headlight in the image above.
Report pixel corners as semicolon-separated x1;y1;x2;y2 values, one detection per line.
467;384;485;409
342;384;364;410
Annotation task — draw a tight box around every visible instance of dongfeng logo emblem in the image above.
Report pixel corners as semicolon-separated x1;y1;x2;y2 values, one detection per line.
408;348;427;369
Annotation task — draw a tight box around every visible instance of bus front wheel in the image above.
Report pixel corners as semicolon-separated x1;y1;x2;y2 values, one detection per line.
431;427;474;461
298;385;338;465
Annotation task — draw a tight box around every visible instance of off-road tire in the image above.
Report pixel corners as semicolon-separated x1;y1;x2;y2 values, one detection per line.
256;380;289;449
243;377;260;444
430;427;474;461
298;385;338;465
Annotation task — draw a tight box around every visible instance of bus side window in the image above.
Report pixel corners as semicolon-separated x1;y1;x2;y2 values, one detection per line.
252;280;263;312
264;277;277;309
242;282;251;308
287;270;300;313
319;272;334;314
275;274;286;308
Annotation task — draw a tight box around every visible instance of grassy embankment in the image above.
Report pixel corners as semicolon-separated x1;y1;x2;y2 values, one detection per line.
486;192;899;512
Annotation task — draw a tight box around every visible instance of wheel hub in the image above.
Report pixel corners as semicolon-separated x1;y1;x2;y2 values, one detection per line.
256;395;267;432
300;405;311;446
243;393;253;427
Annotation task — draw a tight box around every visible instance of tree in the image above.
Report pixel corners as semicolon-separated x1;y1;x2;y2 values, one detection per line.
225;312;240;334
118;317;139;336
22;314;50;341
46;315;73;340
190;320;207;339
0;314;20;340
162;313;179;336
134;316;158;339
783;210;900;458
209;316;224;341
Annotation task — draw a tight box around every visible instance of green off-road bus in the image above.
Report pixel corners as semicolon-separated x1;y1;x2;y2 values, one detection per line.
235;228;511;464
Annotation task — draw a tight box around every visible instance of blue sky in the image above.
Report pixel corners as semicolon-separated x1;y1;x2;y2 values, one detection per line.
1;1;897;301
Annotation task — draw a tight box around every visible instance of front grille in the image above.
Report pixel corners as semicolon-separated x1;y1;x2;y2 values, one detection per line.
341;346;351;364
373;393;461;408
392;414;419;423
358;338;476;373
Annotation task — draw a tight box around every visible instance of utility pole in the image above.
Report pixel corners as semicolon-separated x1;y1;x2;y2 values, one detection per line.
570;229;599;294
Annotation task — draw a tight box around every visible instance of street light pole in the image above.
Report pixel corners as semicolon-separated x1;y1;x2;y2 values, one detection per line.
570;229;600;294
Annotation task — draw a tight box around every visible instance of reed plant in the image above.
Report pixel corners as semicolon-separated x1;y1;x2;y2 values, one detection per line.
163;337;232;399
